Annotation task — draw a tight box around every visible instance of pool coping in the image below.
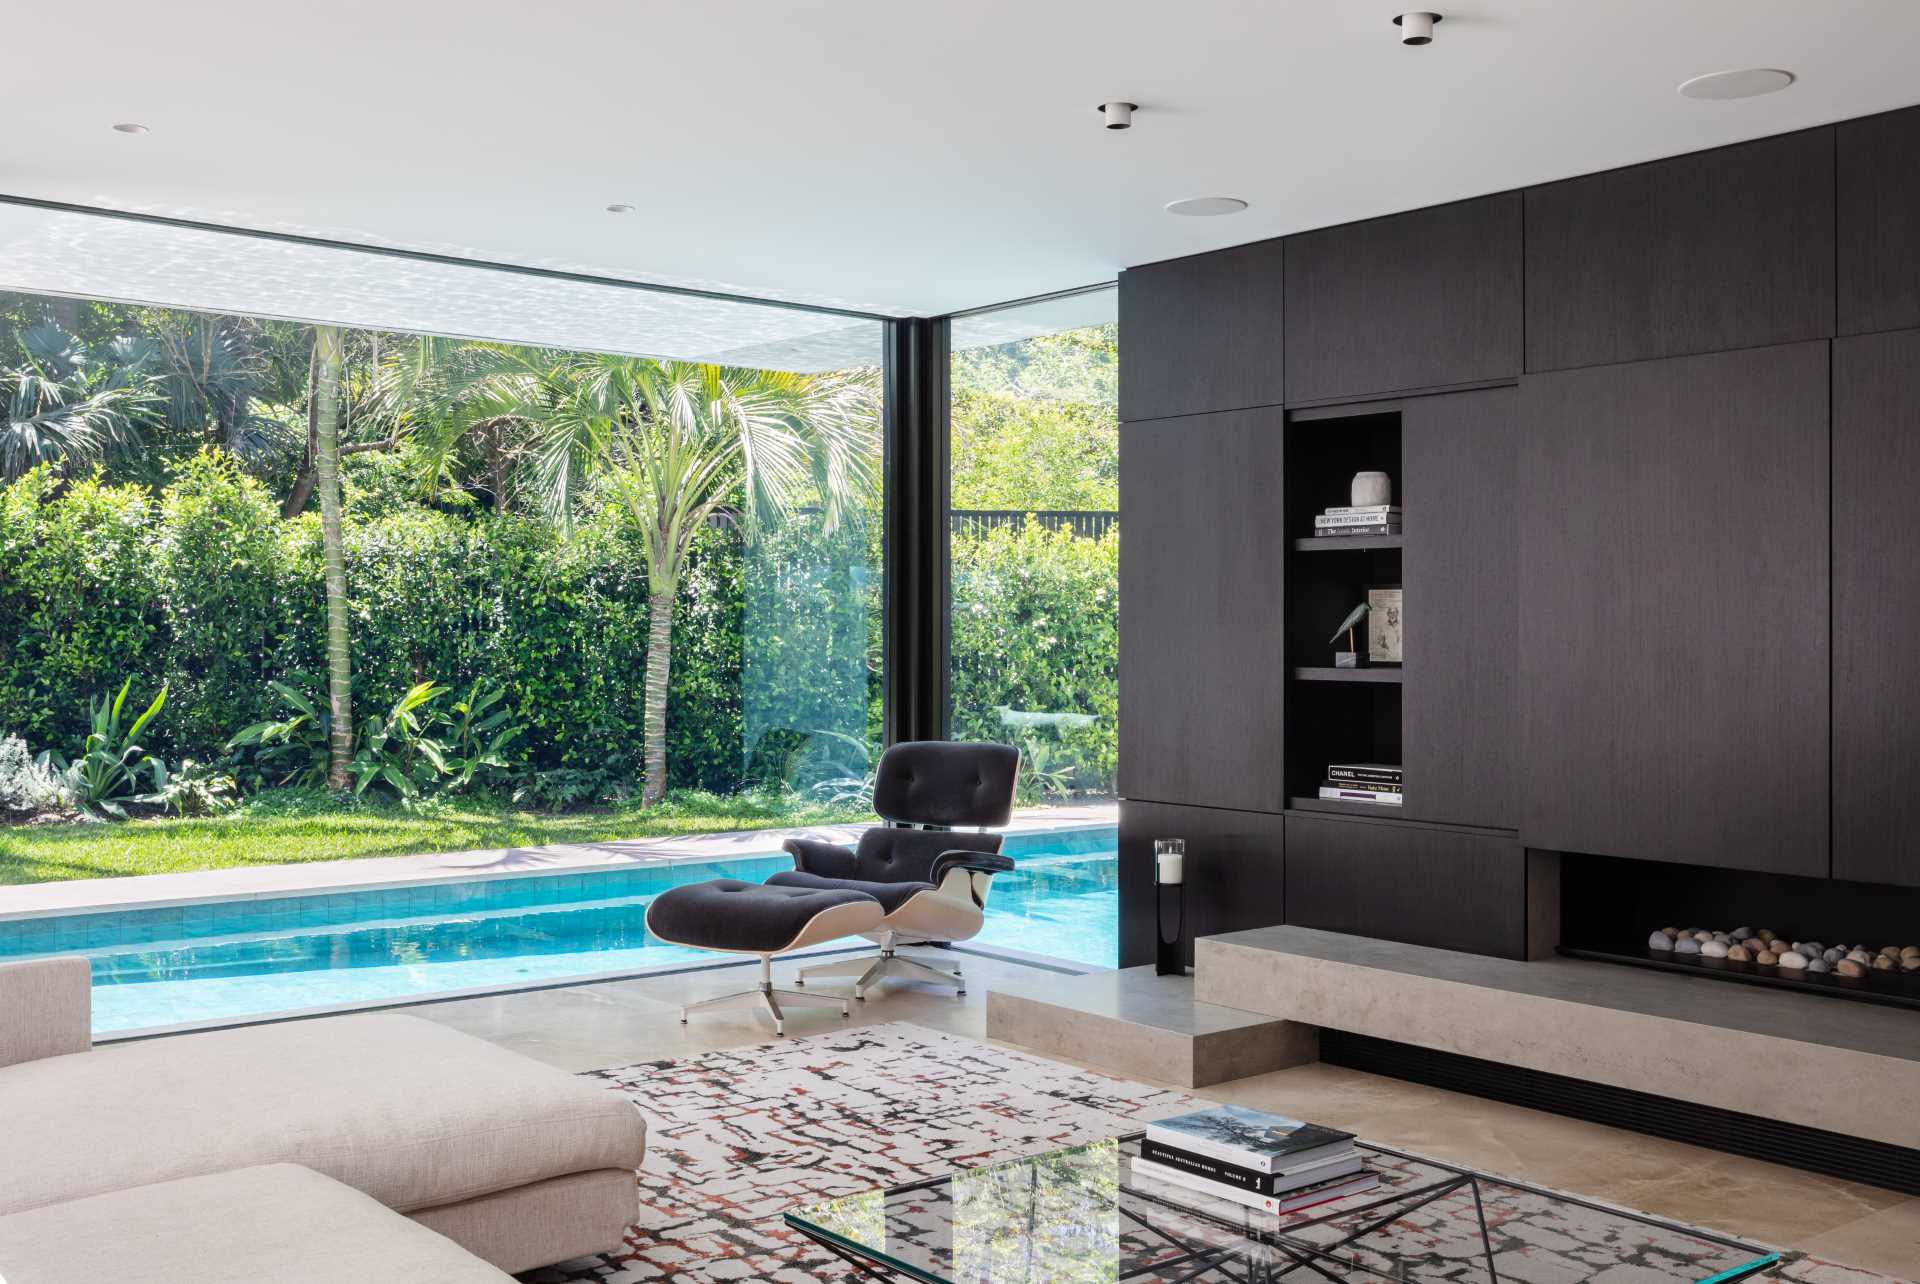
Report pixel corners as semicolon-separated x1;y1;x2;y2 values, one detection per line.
0;802;1118;922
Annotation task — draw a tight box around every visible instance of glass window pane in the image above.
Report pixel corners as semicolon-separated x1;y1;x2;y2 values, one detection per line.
948;289;1119;804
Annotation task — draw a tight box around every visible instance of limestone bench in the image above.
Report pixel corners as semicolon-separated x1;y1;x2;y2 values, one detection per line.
0;1165;514;1284
0;958;649;1275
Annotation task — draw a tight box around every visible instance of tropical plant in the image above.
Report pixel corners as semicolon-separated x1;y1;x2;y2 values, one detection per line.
441;678;524;791
1014;734;1076;804
226;676;332;788
344;680;450;799
144;758;238;817
313;326;355;789
801;728;880;808
49;679;169;817
1;323;164;482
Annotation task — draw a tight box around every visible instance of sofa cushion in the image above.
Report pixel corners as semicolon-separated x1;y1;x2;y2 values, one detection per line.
0;1013;646;1217
765;869;936;913
0;1163;512;1284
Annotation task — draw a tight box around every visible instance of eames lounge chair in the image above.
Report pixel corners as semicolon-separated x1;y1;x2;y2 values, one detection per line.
769;740;1020;998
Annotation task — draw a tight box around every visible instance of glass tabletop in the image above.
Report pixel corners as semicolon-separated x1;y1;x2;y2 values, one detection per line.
784;1134;1782;1283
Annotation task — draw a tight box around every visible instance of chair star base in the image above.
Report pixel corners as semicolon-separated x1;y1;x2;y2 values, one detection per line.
796;939;965;998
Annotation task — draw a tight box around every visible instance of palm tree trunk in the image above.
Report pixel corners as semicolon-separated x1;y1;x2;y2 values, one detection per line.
642;583;674;806
313;326;353;790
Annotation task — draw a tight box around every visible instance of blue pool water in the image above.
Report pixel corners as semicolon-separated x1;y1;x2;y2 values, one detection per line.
0;825;1117;1035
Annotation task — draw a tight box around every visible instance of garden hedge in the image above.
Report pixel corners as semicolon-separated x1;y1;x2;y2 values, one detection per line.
0;455;1117;798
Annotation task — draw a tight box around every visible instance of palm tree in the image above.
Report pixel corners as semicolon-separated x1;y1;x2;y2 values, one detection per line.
0;323;162;482
430;348;879;804
311;326;354;789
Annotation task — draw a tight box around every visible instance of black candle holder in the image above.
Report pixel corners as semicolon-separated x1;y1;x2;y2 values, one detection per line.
1156;880;1186;975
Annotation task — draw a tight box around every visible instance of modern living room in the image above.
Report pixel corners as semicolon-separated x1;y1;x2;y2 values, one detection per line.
3;3;1919;1282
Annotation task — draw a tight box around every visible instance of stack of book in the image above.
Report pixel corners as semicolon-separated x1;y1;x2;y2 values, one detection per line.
1318;763;1402;806
1313;504;1401;537
1130;1104;1376;1216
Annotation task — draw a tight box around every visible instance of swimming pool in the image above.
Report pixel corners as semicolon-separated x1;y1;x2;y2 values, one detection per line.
0;825;1117;1036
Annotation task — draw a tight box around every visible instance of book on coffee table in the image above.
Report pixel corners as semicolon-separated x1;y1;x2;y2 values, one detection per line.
1130;1155;1379;1216
1138;1136;1364;1194
1144;1104;1356;1175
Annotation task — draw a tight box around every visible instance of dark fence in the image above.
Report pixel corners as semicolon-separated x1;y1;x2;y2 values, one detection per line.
950;509;1118;539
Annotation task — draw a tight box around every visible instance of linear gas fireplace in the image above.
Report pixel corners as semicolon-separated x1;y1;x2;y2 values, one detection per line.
1557;852;1920;1012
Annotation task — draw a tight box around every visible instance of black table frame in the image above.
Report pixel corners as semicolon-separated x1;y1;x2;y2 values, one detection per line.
784;1137;1779;1284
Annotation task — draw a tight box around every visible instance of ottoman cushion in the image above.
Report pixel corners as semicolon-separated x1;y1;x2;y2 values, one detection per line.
0;1013;647;1218
646;879;883;953
0;1164;512;1284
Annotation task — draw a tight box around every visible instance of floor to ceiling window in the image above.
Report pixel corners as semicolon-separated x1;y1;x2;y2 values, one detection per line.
947;289;1118;805
0;198;885;909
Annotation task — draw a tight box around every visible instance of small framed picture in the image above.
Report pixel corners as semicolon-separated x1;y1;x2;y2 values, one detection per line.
1367;586;1403;663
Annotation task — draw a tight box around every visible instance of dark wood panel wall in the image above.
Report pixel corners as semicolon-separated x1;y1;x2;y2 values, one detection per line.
1116;103;1920;964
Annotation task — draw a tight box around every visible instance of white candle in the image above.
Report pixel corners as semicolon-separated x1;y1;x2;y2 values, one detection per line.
1156;850;1184;884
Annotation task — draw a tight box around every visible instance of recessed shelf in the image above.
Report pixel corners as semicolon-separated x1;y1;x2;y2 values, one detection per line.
1288;795;1408;818
1291;666;1403;684
1291;535;1404;552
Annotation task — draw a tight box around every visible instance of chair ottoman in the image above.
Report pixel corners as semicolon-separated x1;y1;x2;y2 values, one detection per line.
0;1164;512;1284
645;878;884;1034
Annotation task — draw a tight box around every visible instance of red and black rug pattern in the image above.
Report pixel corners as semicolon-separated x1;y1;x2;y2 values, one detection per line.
533;1024;1896;1284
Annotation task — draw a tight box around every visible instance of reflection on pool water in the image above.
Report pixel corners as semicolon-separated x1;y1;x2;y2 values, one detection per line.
0;825;1118;1035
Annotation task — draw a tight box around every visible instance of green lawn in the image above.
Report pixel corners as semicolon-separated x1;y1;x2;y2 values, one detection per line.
0;790;873;886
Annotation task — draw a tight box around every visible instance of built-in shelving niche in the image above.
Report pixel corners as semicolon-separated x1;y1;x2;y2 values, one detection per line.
1284;405;1404;811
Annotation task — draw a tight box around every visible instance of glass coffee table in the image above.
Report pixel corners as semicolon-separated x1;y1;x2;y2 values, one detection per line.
785;1133;1783;1283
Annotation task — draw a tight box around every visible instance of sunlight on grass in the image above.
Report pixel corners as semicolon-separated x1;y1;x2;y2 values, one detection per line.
0;790;874;885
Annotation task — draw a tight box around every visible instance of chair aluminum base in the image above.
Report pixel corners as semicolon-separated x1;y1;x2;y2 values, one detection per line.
679;956;850;1036
795;936;965;999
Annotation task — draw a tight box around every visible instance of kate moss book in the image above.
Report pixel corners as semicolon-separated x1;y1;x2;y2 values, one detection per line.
1130;1156;1378;1216
1143;1104;1356;1175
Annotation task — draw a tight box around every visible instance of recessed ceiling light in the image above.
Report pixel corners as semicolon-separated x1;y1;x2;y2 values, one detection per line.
111;123;149;135
605;203;635;214
1678;68;1795;100
1165;197;1248;217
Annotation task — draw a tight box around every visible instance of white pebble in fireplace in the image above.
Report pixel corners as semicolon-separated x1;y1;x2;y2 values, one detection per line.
1648;925;1920;978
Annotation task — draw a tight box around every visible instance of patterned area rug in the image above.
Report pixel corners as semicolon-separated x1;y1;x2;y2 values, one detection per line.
530;1023;1896;1284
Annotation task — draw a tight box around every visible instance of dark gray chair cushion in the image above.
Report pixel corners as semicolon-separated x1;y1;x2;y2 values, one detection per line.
785;827;1003;886
644;879;877;954
765;870;934;913
872;741;1019;828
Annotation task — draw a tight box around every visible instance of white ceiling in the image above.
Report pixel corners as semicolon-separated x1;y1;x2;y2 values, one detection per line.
3;1;1919;320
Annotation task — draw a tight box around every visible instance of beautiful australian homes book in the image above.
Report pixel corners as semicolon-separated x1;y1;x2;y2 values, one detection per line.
1144;1104;1356;1176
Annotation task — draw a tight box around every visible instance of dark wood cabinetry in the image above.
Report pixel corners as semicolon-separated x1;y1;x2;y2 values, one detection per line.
1119;409;1287;812
1119;801;1285;968
1283;195;1522;404
1525;129;1835;372
1833;329;1920;889
1518;343;1830;877
1118;241;1285;422
1838;107;1920;335
1401;387;1518;829
1284;812;1525;958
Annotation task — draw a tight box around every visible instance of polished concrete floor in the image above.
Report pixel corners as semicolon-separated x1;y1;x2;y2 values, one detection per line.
386;950;1920;1279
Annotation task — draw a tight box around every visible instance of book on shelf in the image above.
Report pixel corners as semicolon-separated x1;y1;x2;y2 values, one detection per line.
1138;1136;1365;1195
1319;784;1403;805
1314;512;1403;528
1325;763;1402;785
1312;524;1401;538
1144;1105;1356;1175
1322;505;1402;517
1129;1156;1379;1216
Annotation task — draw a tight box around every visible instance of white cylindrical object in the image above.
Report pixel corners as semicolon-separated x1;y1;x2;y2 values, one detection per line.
1156;850;1184;884
1398;12;1435;44
1101;101;1134;130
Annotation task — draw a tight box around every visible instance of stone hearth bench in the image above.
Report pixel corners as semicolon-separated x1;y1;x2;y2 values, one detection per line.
0;1164;513;1284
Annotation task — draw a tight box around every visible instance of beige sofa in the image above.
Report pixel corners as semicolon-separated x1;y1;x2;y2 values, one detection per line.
0;957;648;1275
0;1165;516;1284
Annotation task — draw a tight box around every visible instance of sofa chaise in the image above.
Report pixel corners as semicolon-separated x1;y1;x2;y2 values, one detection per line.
0;957;648;1275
